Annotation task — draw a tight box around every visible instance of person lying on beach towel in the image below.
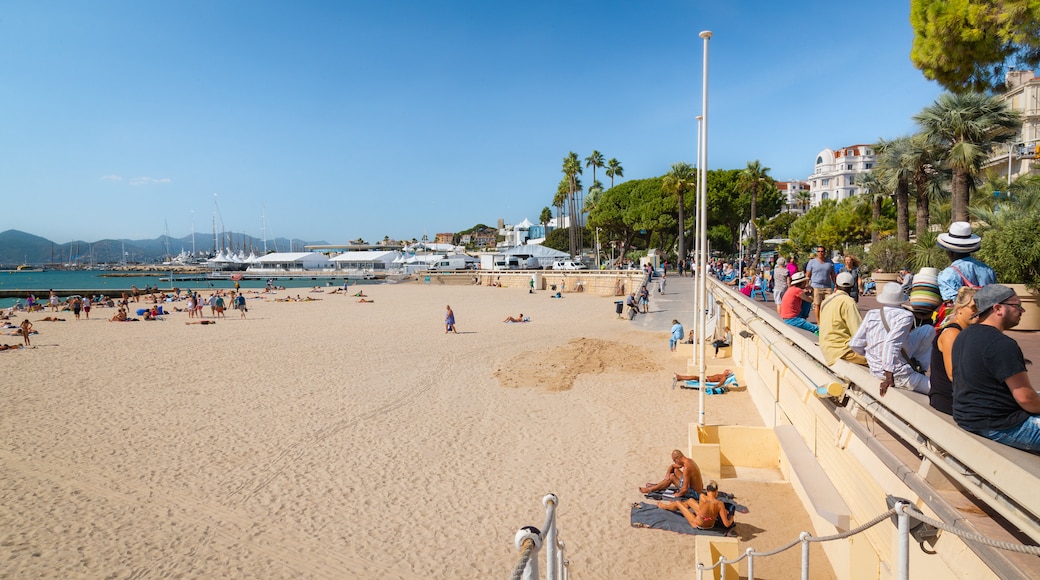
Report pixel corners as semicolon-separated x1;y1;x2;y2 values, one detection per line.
357;298;374;303
185;320;216;325
631;483;739;537
503;314;529;323
672;370;737;390
37;317;65;322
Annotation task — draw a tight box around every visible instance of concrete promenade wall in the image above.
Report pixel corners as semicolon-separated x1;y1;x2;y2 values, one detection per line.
705;278;1017;580
415;269;645;297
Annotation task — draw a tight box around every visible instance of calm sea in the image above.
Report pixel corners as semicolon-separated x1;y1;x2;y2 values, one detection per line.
0;270;375;309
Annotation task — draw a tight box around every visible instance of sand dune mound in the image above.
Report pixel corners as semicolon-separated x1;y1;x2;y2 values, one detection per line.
494;337;662;391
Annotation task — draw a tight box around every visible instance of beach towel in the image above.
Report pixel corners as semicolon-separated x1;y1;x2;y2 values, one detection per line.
630;502;737;536
676;374;738;390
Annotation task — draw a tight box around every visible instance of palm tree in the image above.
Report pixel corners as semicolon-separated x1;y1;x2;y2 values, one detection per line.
585;151;605;191
584;180;604;216
606;158;624;189
796;190;813;213
874;137;913;242
662;162;696;262
553;177;569;239
857;171;889;245
562;152;583;257
913;92;1022;223
738;160;773;267
901;133;943;240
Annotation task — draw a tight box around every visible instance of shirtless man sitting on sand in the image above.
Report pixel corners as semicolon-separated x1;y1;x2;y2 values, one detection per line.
656;480;734;530
639;449;704;498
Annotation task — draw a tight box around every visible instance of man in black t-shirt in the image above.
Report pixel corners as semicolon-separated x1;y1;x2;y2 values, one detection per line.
953;284;1040;452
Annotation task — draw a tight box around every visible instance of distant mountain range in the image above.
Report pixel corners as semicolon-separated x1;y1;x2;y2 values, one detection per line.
0;229;328;266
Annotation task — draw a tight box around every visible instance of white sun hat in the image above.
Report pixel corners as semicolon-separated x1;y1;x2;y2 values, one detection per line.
877;282;909;305
937;221;982;253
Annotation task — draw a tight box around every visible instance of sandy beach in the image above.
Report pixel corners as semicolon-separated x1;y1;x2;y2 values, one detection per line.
1;279;831;578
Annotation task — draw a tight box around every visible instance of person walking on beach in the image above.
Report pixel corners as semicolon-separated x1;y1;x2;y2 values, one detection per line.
234;293;247;318
71;296;82;320
49;290;59;312
445;305;458;334
82;296;91;319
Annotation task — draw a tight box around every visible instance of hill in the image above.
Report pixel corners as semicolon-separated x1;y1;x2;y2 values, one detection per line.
0;230;327;266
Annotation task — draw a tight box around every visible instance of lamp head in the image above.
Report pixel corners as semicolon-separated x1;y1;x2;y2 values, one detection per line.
699;30;713;39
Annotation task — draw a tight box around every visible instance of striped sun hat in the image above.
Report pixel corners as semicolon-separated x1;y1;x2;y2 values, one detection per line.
907;268;942;316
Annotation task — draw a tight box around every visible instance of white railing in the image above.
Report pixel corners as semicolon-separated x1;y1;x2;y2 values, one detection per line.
695;502;1040;580
511;494;567;580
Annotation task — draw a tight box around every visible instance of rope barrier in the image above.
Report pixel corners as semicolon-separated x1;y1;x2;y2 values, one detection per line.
700;504;1040;576
511;538;535;580
902;506;1040;555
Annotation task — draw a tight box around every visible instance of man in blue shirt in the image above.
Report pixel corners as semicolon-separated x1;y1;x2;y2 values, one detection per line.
937;221;995;302
805;246;836;324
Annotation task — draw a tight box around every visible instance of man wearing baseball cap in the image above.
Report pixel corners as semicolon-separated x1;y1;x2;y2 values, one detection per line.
819;271;866;366
952;284;1040;452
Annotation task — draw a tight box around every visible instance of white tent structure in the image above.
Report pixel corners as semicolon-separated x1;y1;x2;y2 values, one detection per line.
245;252;331;273
502;244;569;268
329;250;400;273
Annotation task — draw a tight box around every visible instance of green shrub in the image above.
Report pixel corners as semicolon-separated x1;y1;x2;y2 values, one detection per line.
864;237;912;272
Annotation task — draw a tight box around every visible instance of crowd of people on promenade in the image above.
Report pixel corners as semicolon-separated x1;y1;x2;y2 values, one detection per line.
705;222;1040;454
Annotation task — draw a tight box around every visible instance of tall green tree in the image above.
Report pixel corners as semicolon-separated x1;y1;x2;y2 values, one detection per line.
606;158;624;189
562;152;583;257
738;160;773;267
553;177;569;235
585;151;605;191
584;180;604;216
539;206;553;226
662;162;696;262
913;92;1022;223
586;177;668;265
857;171;889;245
874;137;914;242
910;0;1040;93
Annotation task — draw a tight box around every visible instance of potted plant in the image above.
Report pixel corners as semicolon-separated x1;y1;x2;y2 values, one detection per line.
864;237;912;283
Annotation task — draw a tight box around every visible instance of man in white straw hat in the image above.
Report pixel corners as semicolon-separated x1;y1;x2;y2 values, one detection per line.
953;284;1040;452
849;282;930;396
936;221;995;303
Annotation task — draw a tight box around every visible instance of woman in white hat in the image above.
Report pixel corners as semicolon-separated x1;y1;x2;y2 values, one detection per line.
936;221;995;303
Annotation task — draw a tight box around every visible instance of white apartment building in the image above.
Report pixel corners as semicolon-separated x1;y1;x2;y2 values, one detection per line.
807;144;876;207
776;180;811;213
983;69;1040;184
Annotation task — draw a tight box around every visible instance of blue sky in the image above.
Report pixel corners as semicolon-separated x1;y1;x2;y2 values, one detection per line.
0;1;942;246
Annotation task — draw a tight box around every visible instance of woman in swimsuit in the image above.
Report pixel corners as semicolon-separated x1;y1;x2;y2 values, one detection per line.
656;481;733;530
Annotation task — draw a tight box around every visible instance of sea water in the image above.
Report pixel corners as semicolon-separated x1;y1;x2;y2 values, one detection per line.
0;270;376;309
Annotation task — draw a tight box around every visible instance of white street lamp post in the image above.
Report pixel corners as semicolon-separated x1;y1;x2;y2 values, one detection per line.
697;30;712;426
